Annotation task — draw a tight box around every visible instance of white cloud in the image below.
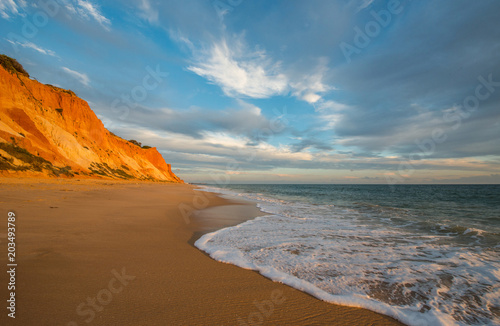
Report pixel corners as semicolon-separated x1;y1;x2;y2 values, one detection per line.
317;100;349;112
358;0;375;10
290;59;335;103
137;0;158;24
62;67;90;86
0;0;25;19
201;131;249;149
187;37;288;99
5;39;57;57
350;0;375;12
77;0;110;25
64;2;77;14
180;34;336;104
302;93;322;104
62;0;111;29
119;127;313;165
316;100;350;130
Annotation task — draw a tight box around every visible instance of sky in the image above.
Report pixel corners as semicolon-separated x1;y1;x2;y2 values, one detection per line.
1;0;499;184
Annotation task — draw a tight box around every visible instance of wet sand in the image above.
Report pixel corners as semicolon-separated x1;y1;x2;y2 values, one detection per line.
0;178;404;325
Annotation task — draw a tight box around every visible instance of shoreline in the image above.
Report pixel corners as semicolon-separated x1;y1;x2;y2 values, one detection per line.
0;178;404;325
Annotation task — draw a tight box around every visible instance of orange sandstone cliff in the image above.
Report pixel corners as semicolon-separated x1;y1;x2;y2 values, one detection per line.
0;55;183;182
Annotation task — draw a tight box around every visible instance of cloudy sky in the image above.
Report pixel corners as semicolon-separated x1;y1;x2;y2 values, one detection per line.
1;0;499;184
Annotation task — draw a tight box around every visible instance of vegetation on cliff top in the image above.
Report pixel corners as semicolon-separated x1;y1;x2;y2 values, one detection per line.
0;54;182;182
0;54;29;77
1;54;76;96
45;84;76;96
128;139;152;149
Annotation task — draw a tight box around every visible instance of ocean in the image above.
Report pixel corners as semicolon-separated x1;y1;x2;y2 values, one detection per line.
194;184;500;326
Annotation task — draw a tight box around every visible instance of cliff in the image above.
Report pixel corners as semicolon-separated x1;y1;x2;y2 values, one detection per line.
0;55;183;182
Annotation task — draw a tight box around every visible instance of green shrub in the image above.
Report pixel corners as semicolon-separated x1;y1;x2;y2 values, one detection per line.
0;142;73;176
0;142;49;165
89;162;133;180
0;54;29;77
45;84;76;96
128;139;142;147
128;140;152;149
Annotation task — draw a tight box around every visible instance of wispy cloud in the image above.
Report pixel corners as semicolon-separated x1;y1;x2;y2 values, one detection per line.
62;0;111;29
187;37;288;99
290;137;334;153
110;120;500;180
185;35;335;103
0;0;25;19
291;58;335;104
62;67;90;86
115;126;313;168
315;100;350;130
98;99;283;143
351;0;375;12
137;0;158;24
5;39;58;57
1;0;497;183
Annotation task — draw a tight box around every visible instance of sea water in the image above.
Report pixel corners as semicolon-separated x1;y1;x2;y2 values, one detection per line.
194;184;500;326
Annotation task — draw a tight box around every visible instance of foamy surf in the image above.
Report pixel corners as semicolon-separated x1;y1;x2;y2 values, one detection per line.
195;185;500;326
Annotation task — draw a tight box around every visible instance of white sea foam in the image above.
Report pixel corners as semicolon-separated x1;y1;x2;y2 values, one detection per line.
195;186;500;326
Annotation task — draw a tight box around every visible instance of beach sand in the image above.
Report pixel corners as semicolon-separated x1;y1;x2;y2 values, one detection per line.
0;178;404;325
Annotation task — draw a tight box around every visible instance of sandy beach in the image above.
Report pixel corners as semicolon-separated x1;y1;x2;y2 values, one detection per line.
0;178;404;325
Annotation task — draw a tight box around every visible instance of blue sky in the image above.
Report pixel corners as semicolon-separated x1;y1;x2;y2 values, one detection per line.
1;0;499;184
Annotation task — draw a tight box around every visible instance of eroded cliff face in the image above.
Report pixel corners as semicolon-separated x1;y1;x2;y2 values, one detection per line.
0;61;183;182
